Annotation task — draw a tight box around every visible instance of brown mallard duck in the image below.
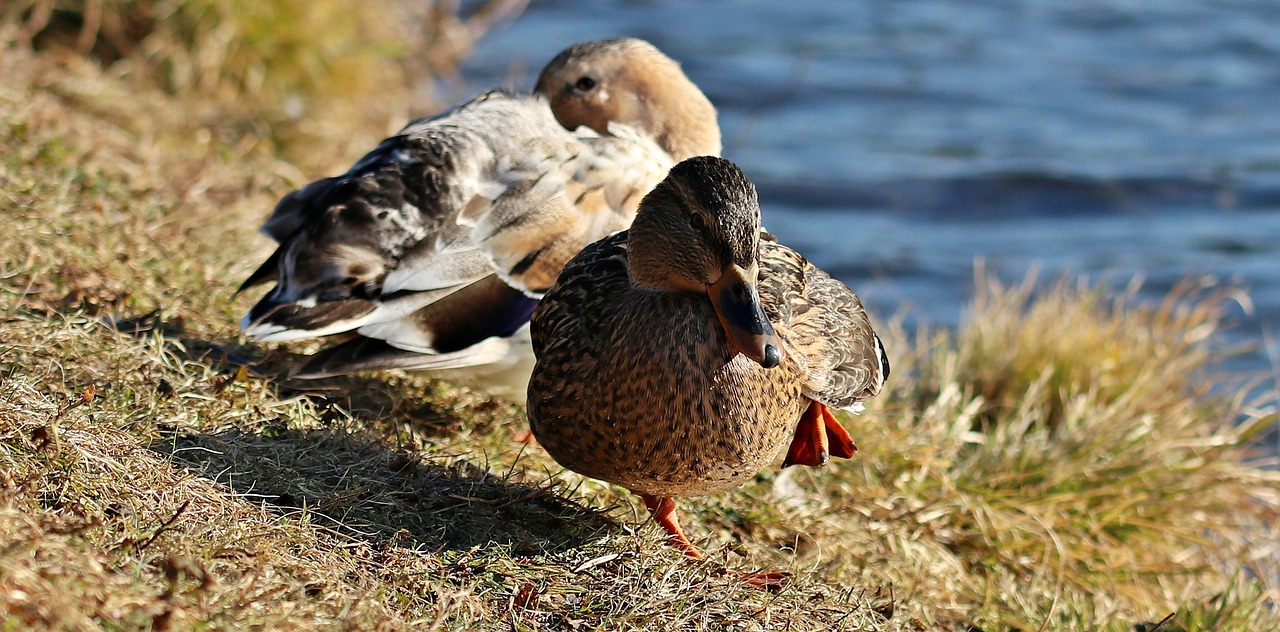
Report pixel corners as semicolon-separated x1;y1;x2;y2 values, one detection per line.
527;156;890;557
236;38;719;401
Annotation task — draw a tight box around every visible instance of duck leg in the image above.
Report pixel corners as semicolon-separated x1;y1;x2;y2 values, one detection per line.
640;494;703;558
783;401;857;467
641;494;790;591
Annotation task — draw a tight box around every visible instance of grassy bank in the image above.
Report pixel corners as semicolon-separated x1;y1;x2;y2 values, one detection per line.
2;10;1278;630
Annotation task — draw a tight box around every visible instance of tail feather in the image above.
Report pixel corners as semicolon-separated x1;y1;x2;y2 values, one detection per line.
235;247;282;296
241;297;377;342
290;330;536;402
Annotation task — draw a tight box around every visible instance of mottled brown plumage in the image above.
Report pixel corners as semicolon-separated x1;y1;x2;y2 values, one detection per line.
527;156;889;556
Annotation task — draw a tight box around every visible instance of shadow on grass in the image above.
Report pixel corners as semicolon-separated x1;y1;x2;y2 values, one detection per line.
98;310;615;555
149;426;613;554
178;333;489;438
107;308;504;438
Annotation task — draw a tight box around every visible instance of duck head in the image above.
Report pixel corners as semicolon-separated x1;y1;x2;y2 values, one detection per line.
627;156;782;369
535;38;721;161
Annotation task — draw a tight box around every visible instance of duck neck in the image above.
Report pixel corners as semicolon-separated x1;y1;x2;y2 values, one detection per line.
629;59;721;160
654;86;721;160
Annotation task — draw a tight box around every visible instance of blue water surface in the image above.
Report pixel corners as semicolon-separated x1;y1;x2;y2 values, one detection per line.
459;0;1280;380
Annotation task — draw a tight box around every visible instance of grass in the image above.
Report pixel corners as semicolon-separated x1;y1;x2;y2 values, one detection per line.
3;0;527;170
2;9;1279;630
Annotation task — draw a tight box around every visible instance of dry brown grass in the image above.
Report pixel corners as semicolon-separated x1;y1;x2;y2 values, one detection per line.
3;0;527;170
2;10;1279;630
817;274;1280;629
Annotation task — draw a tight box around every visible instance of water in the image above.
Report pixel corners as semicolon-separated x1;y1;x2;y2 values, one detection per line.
459;0;1280;378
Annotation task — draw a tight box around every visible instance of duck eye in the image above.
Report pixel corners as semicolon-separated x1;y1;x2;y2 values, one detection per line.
574;76;597;91
689;213;708;232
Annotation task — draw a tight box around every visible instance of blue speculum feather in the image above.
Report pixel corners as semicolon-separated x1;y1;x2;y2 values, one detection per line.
498;295;541;338
433;290;539;354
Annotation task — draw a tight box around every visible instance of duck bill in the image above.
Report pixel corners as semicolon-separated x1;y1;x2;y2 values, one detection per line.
708;265;783;368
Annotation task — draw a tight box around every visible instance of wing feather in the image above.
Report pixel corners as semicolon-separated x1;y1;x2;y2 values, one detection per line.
757;239;888;409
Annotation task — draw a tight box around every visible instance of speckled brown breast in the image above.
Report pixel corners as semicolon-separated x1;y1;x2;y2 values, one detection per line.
528;288;806;498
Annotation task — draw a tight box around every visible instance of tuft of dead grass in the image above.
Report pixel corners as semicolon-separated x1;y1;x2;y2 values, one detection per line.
922;264;1258;430
807;271;1280;629
2;11;1278;630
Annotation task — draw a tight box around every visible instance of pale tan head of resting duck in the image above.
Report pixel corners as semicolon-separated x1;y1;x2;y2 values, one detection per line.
537;37;721;160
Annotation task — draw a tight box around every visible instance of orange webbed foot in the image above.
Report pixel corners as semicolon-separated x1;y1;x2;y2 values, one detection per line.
783;401;857;467
739;570;790;592
819;403;857;459
640;494;790;592
513;429;538;445
640;494;703;559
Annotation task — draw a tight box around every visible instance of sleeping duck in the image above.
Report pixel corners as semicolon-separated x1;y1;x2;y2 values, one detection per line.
527;156;889;558
237;38;720;400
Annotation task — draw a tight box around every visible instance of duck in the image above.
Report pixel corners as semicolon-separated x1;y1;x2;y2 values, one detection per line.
236;38;720;401
527;156;890;558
